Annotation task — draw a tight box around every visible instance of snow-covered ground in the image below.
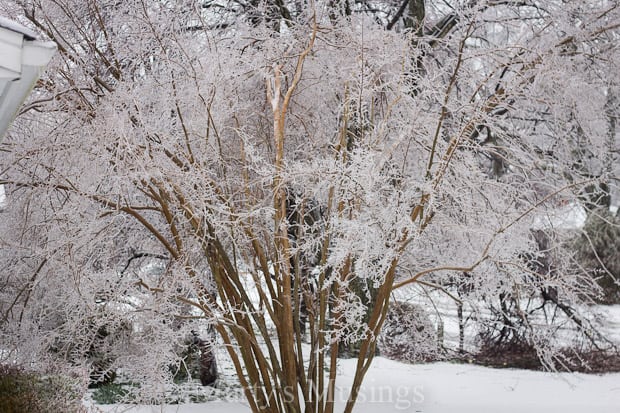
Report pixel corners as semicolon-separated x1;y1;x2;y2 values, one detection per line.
89;238;620;413
86;291;620;413
92;357;620;413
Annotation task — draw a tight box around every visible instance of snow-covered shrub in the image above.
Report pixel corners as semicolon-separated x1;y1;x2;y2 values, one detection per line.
474;226;616;368
0;364;85;413
379;301;439;362
476;291;538;357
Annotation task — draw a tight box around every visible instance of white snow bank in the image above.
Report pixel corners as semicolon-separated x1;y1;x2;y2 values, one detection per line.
358;359;620;413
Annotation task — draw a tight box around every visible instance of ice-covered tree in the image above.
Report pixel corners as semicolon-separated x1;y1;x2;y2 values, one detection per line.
1;0;619;411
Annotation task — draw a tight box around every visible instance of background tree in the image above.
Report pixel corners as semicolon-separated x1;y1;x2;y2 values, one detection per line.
572;208;620;305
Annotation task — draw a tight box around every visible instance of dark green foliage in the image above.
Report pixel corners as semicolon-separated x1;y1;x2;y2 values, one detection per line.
171;332;217;386
172;337;203;383
580;183;611;212
573;208;620;304
86;324;120;388
337;276;379;358
54;317;130;388
0;364;84;413
198;344;217;387
91;382;130;405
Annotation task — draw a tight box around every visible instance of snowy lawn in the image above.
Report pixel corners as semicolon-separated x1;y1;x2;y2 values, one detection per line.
92;357;620;413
